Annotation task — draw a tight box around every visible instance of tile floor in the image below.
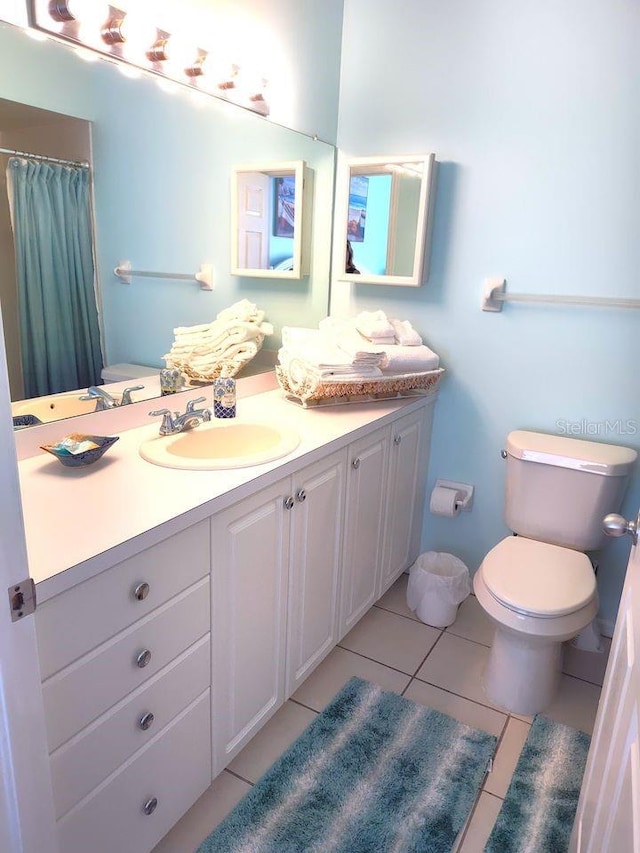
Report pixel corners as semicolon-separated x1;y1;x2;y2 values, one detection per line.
153;575;609;853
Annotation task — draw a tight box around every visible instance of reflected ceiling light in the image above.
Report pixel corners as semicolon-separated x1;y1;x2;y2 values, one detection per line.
48;0;108;27
162;35;200;77
102;11;157;59
34;1;271;117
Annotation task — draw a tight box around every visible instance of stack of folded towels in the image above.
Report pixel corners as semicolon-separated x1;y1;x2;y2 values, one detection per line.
163;299;273;380
277;310;439;392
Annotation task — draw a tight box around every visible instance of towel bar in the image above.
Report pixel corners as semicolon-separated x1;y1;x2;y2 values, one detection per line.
482;278;640;312
114;260;214;290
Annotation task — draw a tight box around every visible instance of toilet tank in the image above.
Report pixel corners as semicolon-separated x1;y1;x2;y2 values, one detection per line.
504;430;637;551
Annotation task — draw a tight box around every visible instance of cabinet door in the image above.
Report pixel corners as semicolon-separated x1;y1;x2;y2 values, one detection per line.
339;428;389;638
211;478;290;774
380;407;432;595
287;449;346;696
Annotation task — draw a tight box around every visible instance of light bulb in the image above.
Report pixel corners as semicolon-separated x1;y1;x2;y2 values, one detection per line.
49;0;110;46
163;34;199;76
118;12;158;59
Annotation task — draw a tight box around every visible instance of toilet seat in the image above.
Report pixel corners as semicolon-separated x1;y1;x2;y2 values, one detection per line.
482;536;596;618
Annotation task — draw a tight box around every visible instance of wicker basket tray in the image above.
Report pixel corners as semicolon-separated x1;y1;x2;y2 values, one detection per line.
275;366;444;407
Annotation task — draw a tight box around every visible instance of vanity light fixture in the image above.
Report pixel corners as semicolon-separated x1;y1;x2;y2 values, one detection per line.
32;0;271;117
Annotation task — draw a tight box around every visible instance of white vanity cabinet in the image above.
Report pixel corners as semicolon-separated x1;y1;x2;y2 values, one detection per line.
210;448;346;774
34;521;212;853
339;427;390;637
340;408;432;637
25;392;437;852
285;450;346;695
379;407;432;596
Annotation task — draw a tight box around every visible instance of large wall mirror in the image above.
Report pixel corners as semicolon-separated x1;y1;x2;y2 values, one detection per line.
334;153;436;287
0;21;335;428
231;160;311;279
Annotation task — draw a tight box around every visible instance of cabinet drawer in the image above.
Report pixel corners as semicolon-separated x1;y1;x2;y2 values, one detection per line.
57;691;211;853
50;635;210;819
37;520;210;680
43;577;209;752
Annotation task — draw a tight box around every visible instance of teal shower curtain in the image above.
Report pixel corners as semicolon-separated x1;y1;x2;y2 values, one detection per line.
6;157;103;398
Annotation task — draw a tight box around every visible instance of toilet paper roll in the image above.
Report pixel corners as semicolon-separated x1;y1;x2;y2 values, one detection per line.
430;486;462;517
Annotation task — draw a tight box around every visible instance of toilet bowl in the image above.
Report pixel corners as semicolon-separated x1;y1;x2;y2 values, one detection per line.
474;430;636;716
474;536;598;714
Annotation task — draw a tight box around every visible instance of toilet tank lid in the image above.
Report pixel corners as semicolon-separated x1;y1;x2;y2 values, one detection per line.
506;430;637;477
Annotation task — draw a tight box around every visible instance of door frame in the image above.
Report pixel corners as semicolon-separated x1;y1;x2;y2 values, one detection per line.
0;303;57;852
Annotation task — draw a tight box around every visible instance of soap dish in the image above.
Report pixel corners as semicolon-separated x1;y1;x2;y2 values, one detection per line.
40;433;119;468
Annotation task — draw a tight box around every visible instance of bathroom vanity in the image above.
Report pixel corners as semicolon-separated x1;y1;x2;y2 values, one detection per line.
18;386;436;853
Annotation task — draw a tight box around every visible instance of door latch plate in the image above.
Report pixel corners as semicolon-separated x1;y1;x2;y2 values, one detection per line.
8;578;36;622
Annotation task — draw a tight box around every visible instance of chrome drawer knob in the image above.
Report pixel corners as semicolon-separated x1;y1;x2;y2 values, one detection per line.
136;649;152;668
295;489;306;503
352;457;360;470
393;434;402;446
139;711;155;731
143;797;158;816
133;582;150;601
283;496;295;510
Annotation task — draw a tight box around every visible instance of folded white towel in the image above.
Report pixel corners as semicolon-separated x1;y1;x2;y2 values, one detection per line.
281;328;358;369
381;344;439;373
390;318;422;347
278;348;382;379
354;310;395;341
216;298;265;325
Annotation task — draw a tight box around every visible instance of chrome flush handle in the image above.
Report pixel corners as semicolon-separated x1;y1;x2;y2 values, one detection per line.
603;513;638;546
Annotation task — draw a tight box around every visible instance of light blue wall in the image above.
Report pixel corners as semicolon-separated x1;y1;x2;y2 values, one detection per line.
334;0;640;629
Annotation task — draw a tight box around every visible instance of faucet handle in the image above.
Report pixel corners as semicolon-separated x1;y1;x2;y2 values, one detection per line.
149;408;178;436
185;396;206;413
121;385;144;405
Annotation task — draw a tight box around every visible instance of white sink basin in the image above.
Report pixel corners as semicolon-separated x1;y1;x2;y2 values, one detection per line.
139;421;300;470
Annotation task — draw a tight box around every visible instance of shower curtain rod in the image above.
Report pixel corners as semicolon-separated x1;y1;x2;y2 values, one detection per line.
0;146;89;168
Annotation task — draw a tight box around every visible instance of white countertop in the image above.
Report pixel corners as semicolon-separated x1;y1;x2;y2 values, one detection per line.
18;387;436;602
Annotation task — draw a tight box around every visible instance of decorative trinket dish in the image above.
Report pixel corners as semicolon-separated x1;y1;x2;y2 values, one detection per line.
40;433;119;467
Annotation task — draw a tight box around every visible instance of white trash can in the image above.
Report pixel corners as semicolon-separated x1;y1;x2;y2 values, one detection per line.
406;552;471;628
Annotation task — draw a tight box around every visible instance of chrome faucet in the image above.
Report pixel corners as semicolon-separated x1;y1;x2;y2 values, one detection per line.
149;397;212;436
81;384;145;411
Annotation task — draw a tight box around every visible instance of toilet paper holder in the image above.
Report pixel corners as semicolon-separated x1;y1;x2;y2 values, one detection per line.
432;480;474;512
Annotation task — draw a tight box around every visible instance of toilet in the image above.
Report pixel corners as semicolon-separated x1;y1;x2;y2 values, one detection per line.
474;429;637;715
101;363;159;384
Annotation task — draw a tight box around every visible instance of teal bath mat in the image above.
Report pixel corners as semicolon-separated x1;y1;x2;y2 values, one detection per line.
198;677;496;853
485;715;590;853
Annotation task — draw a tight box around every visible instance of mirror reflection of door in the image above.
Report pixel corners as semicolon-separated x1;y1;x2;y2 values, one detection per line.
236;171;271;270
231;160;308;279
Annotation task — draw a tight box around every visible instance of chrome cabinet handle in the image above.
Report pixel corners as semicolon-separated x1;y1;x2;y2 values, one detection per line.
143;797;158;816
295;489;306;502
393;434;402;446
284;496;295;510
139;711;155;731
136;649;152;668
352;457;360;470
133;582;150;601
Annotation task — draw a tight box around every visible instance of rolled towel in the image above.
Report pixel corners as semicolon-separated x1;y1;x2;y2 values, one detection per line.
390;318;422;347
381;344;440;373
354;310;395;341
